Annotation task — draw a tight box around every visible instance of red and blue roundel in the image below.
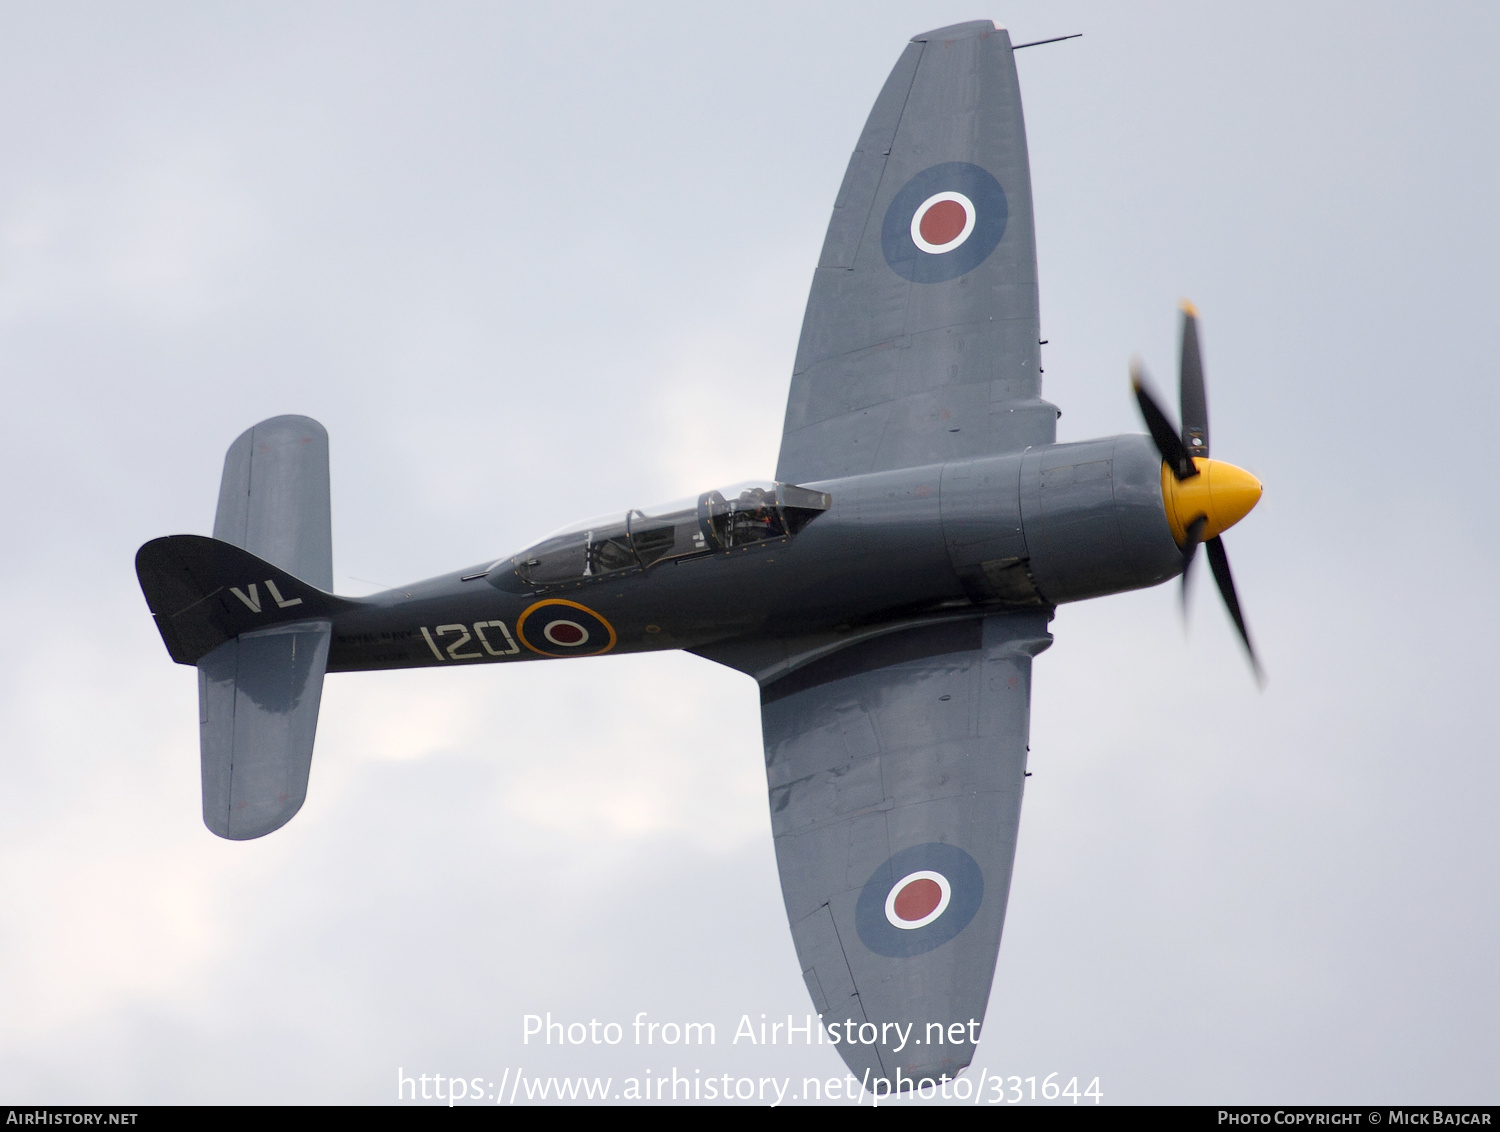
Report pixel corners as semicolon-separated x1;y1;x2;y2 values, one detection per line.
881;162;1008;283
854;842;984;957
516;599;617;658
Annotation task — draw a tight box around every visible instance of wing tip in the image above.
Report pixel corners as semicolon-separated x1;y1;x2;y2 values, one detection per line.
912;20;1005;43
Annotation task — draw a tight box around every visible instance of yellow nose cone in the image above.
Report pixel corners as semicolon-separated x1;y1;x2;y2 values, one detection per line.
1160;458;1262;546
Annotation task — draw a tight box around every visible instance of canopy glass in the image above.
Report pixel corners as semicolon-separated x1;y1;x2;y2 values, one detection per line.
508;481;832;588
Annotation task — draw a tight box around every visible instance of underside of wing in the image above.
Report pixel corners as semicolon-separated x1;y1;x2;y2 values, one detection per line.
777;21;1056;485
757;611;1052;1080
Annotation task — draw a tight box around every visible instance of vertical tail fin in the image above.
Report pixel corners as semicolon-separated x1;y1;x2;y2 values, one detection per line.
200;415;334;840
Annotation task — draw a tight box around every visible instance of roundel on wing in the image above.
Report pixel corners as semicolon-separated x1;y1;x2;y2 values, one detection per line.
516;599;617;658
881;162;1008;283
854;842;984;958
886;870;950;928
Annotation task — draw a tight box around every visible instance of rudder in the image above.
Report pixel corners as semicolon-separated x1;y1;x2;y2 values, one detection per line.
136;534;353;665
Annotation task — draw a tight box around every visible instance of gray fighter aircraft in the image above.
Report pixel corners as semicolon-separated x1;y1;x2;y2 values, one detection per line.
136;20;1261;1084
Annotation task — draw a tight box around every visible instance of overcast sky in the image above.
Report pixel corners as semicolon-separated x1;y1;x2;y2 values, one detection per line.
1;0;1496;1106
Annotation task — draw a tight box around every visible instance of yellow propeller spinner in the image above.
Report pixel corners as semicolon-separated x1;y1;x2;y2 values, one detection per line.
1160;457;1262;547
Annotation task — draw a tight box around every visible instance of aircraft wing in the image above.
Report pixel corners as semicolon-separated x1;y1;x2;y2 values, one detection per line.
759;611;1052;1079
777;20;1055;485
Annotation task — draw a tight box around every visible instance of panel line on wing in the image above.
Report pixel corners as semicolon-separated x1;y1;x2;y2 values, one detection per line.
822;903;886;1077
842;43;924;274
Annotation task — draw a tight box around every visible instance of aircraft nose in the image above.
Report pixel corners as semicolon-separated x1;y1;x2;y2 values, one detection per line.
1160;457;1262;546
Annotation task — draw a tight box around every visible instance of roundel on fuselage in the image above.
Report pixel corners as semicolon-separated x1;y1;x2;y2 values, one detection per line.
516;599;617;658
881;162;1008;283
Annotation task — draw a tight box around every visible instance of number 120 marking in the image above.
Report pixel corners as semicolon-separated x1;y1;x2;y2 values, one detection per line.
420;621;520;661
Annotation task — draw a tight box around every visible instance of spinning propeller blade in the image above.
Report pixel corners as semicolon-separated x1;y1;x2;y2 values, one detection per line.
1205;534;1263;686
1131;359;1196;480
1132;302;1264;683
1179;300;1209;461
1179;514;1206;617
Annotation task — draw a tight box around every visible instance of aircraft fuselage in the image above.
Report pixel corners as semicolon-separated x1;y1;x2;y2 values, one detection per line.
325;434;1183;674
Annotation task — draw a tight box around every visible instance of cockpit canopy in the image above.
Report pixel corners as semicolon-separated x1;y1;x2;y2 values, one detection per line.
502;481;831;589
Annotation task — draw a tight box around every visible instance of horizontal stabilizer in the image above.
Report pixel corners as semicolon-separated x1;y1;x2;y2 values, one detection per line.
136;534;358;665
214;415;334;590
143;414;347;840
199;621;332;840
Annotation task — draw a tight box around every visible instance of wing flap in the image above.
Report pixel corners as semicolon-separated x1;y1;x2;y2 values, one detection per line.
790;904;879;1078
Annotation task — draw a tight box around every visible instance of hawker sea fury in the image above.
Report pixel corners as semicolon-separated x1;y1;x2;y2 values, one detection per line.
137;20;1262;1083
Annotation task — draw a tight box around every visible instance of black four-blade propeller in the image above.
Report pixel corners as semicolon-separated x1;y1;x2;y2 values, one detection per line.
1131;303;1264;686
